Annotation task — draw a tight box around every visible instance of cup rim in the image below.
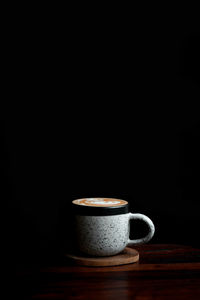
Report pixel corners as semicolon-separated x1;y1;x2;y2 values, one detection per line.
72;197;129;216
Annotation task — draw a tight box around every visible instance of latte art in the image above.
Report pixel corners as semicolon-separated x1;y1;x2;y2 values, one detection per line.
73;198;128;207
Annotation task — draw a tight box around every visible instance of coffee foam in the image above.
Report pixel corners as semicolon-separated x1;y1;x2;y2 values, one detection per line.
72;198;128;207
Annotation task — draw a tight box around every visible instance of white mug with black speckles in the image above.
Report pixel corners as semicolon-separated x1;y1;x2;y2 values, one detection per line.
72;198;155;257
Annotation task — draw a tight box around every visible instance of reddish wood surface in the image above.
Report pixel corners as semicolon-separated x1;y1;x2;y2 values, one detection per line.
16;244;200;299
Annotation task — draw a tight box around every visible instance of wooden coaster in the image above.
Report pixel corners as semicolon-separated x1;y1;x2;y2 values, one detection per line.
65;247;139;267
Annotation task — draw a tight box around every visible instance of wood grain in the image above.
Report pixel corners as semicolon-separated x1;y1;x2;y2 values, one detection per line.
65;247;139;266
16;244;200;300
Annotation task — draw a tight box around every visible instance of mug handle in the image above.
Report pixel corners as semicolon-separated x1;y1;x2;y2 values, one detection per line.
127;213;155;245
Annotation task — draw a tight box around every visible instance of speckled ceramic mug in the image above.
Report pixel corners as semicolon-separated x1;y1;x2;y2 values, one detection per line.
72;198;155;257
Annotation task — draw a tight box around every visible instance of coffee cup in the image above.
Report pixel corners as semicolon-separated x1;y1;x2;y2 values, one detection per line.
72;197;155;256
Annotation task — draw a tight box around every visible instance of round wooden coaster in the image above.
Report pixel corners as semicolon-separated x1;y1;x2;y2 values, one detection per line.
65;247;139;267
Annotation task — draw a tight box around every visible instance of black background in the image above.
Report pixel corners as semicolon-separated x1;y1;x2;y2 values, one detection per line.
1;12;200;268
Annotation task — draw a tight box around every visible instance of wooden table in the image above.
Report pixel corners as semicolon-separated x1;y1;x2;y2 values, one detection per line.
17;244;200;299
